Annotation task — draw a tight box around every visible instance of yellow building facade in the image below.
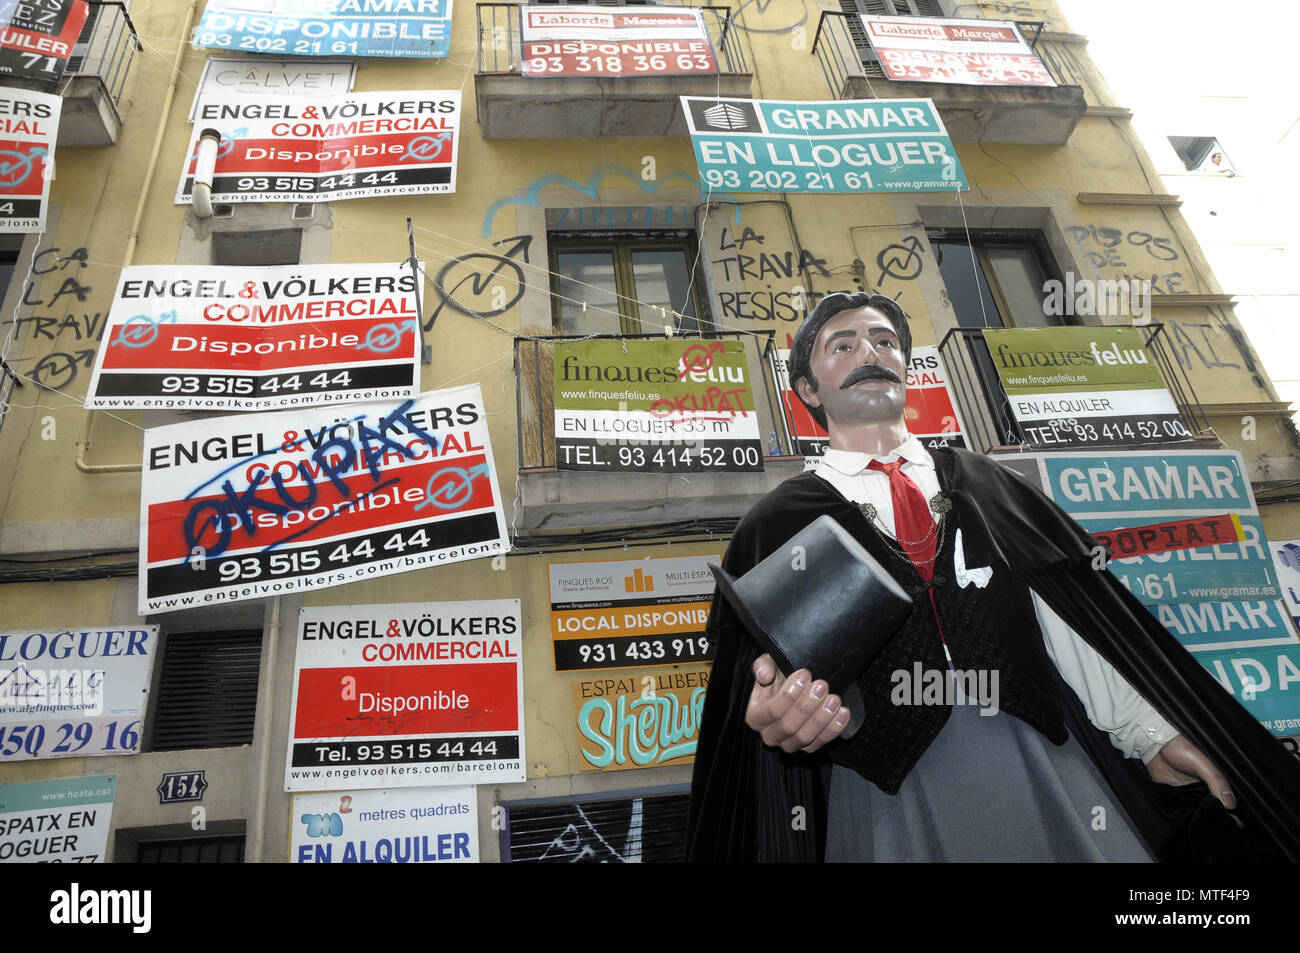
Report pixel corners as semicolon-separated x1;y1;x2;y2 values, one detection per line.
0;0;1296;863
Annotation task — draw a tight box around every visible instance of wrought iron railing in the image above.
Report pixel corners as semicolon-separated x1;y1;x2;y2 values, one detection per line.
476;3;747;75
812;10;863;100
812;10;1089;101
514;329;786;469
68;1;141;105
1030;29;1107;107
938;324;1212;454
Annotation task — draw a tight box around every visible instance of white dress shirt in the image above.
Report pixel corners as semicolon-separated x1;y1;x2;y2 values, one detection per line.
815;437;1177;764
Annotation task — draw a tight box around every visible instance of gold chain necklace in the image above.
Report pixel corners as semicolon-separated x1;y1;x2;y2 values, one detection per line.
858;494;952;567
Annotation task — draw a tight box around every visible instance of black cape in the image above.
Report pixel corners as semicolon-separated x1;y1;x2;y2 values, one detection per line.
685;447;1300;862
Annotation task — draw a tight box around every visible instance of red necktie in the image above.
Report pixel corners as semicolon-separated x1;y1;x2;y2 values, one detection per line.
868;458;937;582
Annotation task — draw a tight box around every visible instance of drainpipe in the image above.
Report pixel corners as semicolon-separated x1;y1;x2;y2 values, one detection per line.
190;128;221;220
75;0;199;474
246;595;281;862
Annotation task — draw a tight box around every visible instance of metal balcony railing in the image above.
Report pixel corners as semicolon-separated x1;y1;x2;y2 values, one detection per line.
476;2;747;75
812;10;1086;101
812;10;864;99
938;324;1212;455
68;1;141;105
1030;30;1107;108
514;329;785;469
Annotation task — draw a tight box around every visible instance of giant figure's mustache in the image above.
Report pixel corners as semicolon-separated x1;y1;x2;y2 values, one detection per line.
840;364;903;389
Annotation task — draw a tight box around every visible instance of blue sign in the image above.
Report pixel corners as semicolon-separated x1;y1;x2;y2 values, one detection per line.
1022;448;1300;736
680;96;967;194
193;0;454;59
1196;643;1300;736
158;770;207;804
1042;452;1251;517
1076;514;1280;605
1153;599;1295;650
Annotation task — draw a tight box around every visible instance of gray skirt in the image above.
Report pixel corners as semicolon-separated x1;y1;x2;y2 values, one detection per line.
825;691;1155;862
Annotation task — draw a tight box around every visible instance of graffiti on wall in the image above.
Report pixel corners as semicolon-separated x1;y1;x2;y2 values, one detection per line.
426;234;531;331
0;246;103;392
481;167;732;238
1065;222;1188;296
875;236;925;284
732;0;808;35
713;221;829;324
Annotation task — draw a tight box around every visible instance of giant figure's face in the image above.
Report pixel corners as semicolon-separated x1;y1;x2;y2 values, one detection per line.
793;305;908;430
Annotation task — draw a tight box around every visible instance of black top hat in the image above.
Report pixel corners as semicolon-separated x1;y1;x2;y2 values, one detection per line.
710;514;913;739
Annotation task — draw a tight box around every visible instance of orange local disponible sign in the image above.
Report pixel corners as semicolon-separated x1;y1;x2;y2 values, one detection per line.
549;554;719;671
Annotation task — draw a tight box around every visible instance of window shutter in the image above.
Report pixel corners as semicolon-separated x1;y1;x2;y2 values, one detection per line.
840;1;884;75
907;0;942;16
137;835;246;863
148;630;262;751
64;6;101;75
503;793;690;862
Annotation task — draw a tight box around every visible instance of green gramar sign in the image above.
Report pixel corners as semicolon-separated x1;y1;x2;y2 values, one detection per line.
985;326;1189;449
553;339;762;472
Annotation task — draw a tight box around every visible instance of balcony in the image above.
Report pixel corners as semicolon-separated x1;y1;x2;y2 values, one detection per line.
474;3;751;139
811;11;1086;146
938;324;1214;455
512;331;804;531
59;2;141;146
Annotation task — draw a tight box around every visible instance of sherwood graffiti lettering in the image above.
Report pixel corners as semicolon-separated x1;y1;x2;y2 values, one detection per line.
577;684;707;769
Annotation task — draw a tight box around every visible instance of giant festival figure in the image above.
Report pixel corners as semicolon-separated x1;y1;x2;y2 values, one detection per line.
686;292;1300;862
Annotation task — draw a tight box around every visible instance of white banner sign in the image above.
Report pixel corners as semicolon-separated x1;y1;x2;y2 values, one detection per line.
520;4;716;77
285;601;525;791
291;787;478;863
0;86;59;232
0;775;115;863
177;90;461;204
0;628;157;762
189;58;357;120
860;15;1054;87
86;263;421;411
139;387;508;614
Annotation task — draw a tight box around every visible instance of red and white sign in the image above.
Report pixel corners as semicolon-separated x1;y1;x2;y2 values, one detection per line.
138;386;508;614
176;90;460;204
774;342;965;458
285;601;525;791
861;15;1053;87
86;263;421;411
0;87;59;233
521;4;716;77
0;0;88;83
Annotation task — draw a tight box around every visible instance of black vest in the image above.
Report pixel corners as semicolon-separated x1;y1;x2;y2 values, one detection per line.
823;457;1068;794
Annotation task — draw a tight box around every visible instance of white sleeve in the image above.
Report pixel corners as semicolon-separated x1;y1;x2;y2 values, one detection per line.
1031;591;1179;764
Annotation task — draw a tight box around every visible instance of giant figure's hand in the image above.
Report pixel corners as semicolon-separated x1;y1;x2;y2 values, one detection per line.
1145;735;1236;810
745;653;852;754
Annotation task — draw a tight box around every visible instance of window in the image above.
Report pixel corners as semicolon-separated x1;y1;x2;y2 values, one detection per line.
840;0;944;73
137;835;246;863
549;231;710;335
0;237;21;304
930;231;1071;447
147;629;263;751
930;232;1064;329
501;790;689;863
1168;136;1236;175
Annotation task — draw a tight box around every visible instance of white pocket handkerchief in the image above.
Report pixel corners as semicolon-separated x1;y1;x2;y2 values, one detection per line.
954;529;993;589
